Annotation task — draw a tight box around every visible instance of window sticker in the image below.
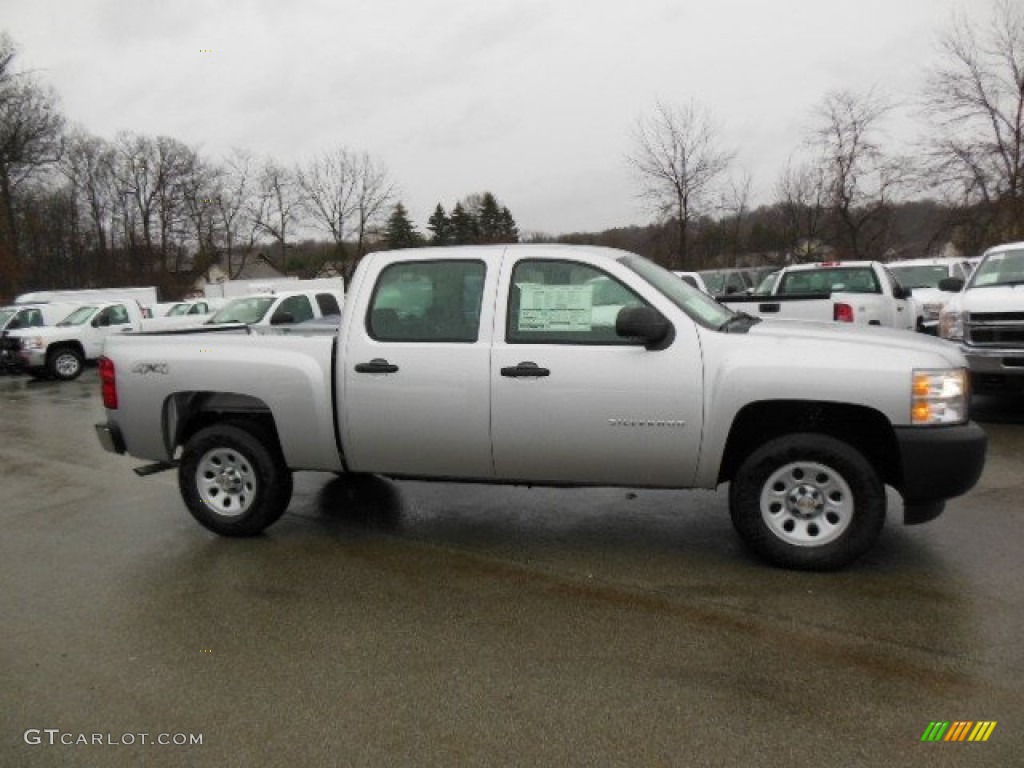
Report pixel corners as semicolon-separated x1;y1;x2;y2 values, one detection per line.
518;284;594;331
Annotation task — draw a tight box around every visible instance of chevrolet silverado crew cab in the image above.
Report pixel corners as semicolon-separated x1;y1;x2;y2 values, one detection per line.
8;300;145;380
95;245;986;570
0;302;85;371
722;261;921;331
938;241;1024;391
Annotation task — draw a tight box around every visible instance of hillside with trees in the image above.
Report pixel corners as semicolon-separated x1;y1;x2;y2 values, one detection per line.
1;0;1021;301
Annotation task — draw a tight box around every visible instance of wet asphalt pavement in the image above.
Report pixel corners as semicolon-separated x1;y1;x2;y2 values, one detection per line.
1;369;1022;767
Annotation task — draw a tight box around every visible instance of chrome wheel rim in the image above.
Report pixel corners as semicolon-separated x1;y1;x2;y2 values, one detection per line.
759;461;853;547
55;353;80;377
196;448;256;517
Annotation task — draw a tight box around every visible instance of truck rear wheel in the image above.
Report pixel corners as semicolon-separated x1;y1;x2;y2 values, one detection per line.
47;347;83;380
728;433;886;570
179;423;293;536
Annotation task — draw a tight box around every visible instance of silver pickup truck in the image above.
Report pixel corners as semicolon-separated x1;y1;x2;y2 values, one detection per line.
96;245;987;570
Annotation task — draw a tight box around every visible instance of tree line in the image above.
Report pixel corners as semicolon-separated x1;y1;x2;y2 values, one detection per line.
622;0;1024;270
1;0;1021;298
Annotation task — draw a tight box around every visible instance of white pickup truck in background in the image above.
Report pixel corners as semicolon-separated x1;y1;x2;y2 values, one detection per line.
6;300;147;380
721;261;922;331
0;302;86;372
96;244;986;571
204;288;344;327
142;299;226;331
939;241;1024;392
887;257;973;334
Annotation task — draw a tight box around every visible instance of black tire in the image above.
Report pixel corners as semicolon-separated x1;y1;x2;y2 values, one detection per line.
47;347;83;381
728;433;886;571
178;422;293;536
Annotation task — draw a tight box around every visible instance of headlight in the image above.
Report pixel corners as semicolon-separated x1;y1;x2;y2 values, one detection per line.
21;337;46;350
938;309;962;340
912;368;968;425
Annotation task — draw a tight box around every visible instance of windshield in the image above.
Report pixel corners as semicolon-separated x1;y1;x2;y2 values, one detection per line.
166;303;191;316
209;296;276;324
620;255;734;330
753;271;779;295
0;308;15;328
58;306;98;326
889;265;949;288
969;249;1024;288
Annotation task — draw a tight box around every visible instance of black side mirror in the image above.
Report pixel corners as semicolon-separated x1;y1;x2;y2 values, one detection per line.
938;277;965;292
93;315;111;327
893;284;908;300
270;311;296;326
616;306;671;349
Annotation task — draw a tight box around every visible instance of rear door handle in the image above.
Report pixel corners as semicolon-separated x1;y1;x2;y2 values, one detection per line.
501;361;550;378
354;358;399;374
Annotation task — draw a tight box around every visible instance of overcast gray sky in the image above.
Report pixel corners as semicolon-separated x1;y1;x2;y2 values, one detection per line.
0;0;987;235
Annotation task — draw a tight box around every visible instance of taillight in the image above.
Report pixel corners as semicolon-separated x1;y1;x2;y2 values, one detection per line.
833;303;854;323
99;356;118;409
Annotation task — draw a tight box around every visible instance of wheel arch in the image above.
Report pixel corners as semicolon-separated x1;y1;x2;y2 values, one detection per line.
718;400;901;488
46;340;85;361
165;391;281;459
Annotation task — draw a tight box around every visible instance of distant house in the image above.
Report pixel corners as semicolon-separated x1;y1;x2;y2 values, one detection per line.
189;253;287;297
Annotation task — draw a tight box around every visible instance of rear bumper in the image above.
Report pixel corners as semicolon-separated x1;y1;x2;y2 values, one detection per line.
894;422;987;523
95;423;126;455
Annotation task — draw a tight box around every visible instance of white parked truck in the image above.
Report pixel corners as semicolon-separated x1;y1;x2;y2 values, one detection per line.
0;302;86;371
938;241;1024;391
721;261;921;331
887;257;972;334
6;300;146;380
204;289;344;327
95;245;986;571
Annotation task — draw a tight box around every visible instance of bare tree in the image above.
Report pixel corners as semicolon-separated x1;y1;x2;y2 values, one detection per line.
775;158;829;261
212;148;260;279
720;170;752;265
251;158;300;273
923;0;1024;246
627;100;734;270
296;147;394;278
812;88;905;260
0;32;65;275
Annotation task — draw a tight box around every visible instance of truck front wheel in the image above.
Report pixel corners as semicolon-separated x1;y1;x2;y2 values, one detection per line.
47;347;83;380
179;423;293;536
728;433;886;570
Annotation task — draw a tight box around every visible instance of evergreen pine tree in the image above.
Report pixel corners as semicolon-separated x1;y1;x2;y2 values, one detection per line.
450;202;479;245
498;206;519;243
426;203;452;245
383;202;421;249
477;192;502;243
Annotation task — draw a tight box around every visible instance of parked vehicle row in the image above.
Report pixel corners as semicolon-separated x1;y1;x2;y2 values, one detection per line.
0;285;344;381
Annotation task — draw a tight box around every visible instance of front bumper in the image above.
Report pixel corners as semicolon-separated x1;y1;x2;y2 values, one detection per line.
958;344;1024;376
894;422;987;523
16;347;46;370
95;423;126;455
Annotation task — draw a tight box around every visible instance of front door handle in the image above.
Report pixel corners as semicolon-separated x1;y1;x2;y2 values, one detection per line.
500;361;550;378
354;358;399;374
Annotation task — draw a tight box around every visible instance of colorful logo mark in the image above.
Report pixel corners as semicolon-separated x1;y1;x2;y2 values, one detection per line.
920;721;997;742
